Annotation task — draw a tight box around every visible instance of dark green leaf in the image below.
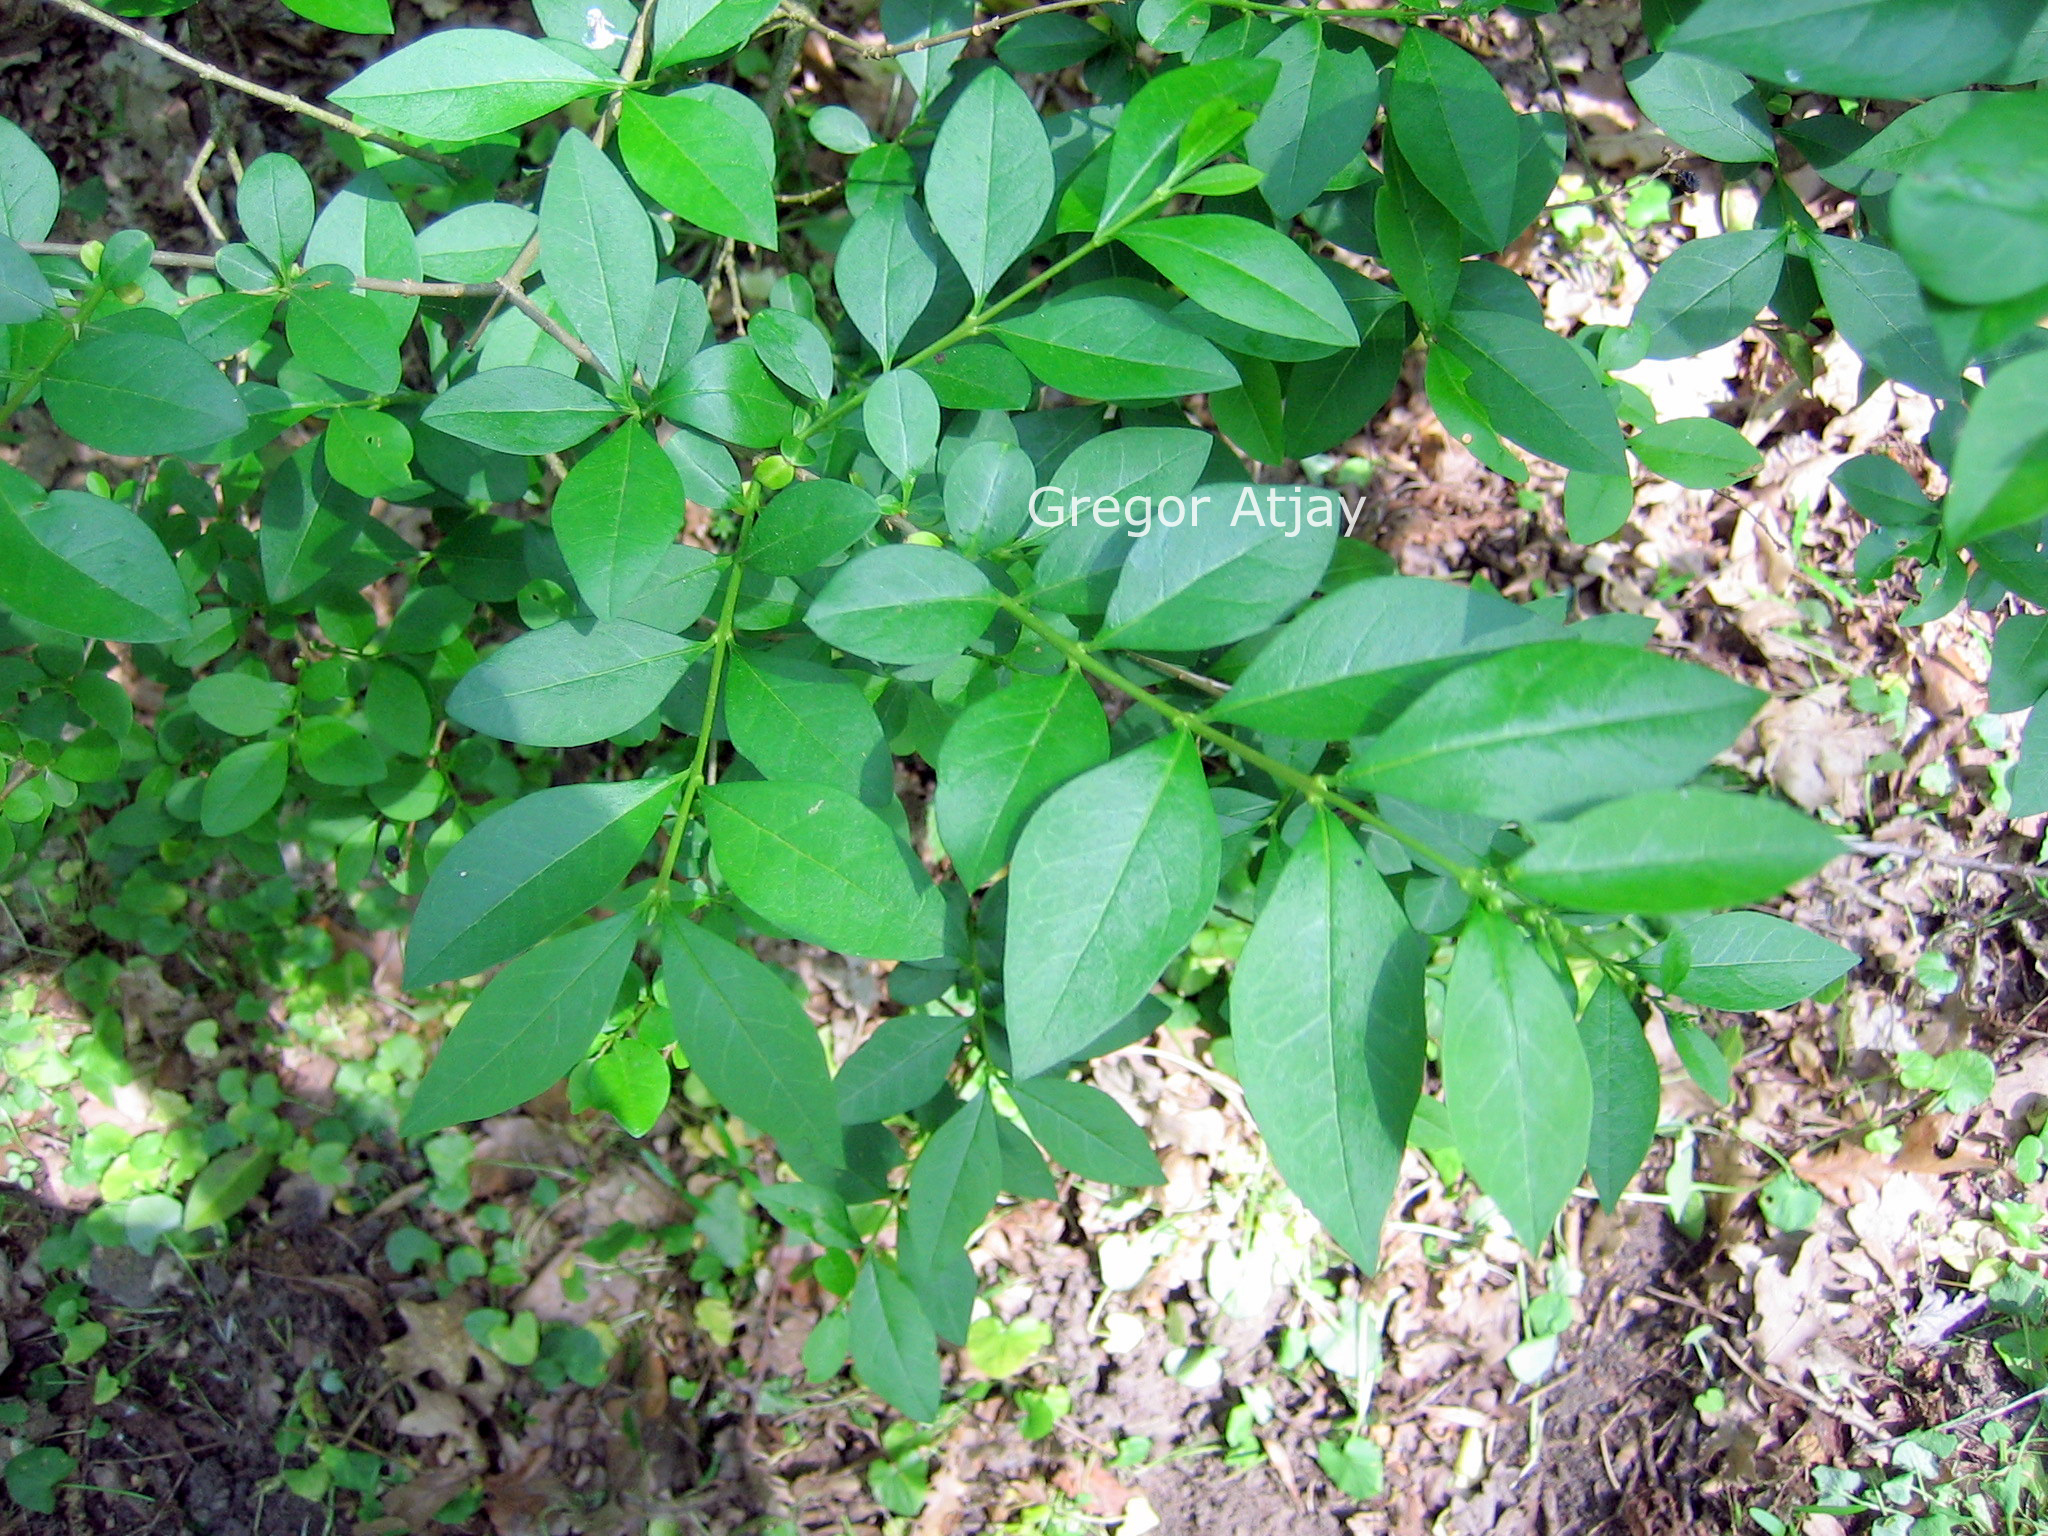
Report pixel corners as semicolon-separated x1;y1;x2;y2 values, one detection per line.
1564;469;1634;543
726;647;893;808
1667;1014;1732;1104
836;1012;965;1124
1246;24;1380;223
1806;234;1957;401
863;368;942;481
661;912;845;1170
0;232;55;322
1630;417;1761;489
748;308;834;400
1374;143;1463;330
200;738;290;836
287;269;402;393
449;619;703;747
807;544;994;665
1214;574;1552;739
1442;909;1590;1248
935;670;1110;889
1622;52;1776;165
541;130;656;382
553;424;687;620
1578;979;1657;1209
1650;912;1857;1011
1343;639;1764;822
904;1092;1001;1261
1005;733;1220;1079
1632;229;1786;360
926;66;1053;299
418;202;539;284
423;366;616;455
619;86;778;249
588;1034;670;1137
1665;0;2043;99
330;28;612;141
405;776;672;987
1385;27;1520;250
748;478;881;577
1945;350;2048;546
994;294;1238;402
655;341;795;449
1231;808;1425;1265
190;673;295;735
1010;1076;1162;1186
44;331;248;456
836;194;943;366
942;439;1035;554
653;0;779;68
1120;214;1356;347
1437;309;1627;474
0;114;60;244
850;1255;941;1420
704;780;946;960
1097;58;1280;233
0;468;193;642
916;342;1034;412
404;912;641;1134
1510;788;1844;912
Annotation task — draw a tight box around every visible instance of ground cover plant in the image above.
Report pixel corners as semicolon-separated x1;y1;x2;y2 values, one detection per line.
4;0;2048;1521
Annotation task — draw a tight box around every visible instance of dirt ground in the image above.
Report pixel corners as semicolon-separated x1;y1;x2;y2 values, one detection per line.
5;2;2047;1533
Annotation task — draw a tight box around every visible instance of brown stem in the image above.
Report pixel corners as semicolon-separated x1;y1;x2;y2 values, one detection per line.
775;0;1122;60
21;241;498;298
42;0;470;174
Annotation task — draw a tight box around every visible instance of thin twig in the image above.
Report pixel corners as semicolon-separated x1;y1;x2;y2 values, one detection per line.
1713;1335;1891;1441
20;241;496;298
1847;840;2048;883
497;278;611;377
182;129;226;243
1125;652;1228;698
43;0;470;174
775;180;845;207
776;0;1120;59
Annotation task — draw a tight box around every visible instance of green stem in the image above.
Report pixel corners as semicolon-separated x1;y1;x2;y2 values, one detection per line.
990;591;1480;884
1;285;108;422
652;540;751;895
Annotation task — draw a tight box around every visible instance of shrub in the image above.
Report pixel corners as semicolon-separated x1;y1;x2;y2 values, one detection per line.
0;0;2037;1419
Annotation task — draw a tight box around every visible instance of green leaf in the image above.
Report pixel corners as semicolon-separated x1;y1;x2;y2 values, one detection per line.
1385;27;1520;250
864;368;942;482
282;0;392;32
942;439;1035;554
1097;483;1335;651
288;268;402;393
993;294;1238;402
182;1146;275;1230
1651;912;1857;1011
1213;574;1551;738
324;408;415;497
418;202;539;283
1578;979;1658;1210
935;670;1109;889
257;443;396;606
1509;788;1843;913
1667;1014;1732;1104
806;544;994;665
748;478;881;576
541;131;656;382
834;194;943;367
851;1254;941;1421
916;342;1034;412
44;331;248;456
1229;809;1424;1264
0;116;60;243
1992;615;2048;714
404;912;642;1134
1343;639;1764;823
405;777;672;987
1097;58;1280;233
836;1012;964;1124
726;648;893;808
1030;425;1212;612
926;66;1053;299
423;366;616;455
0;468;193;643
1122;214;1355;348
704;780;945;960
1806;234;1956;401
904;1092;1001;1264
297;716;388;787
655;341;795;449
749;308;835;401
237;153;315;269
653;0;779;67
1945;350;2048;546
1246;25;1380;223
1622;52;1776;165
1832;453;1936;527
4;1447;77;1515
0;232;54;323
1630;417;1761;489
619;86;778;250
1281;280;1410;460
1436;310;1626;474
329;28;612;141
304;172;422;334
1005;733;1220;1079
1665;0;2044;100
1442;910;1590;1249
1564;469;1634;544
1010;1076;1162;1187
661;911;845;1170
190;673;296;735
200;739;290;837
553;425;686;619
449;619;703;747
1632;229;1786;360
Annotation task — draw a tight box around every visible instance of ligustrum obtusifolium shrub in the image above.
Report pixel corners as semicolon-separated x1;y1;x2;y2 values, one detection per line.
0;0;2037;1417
